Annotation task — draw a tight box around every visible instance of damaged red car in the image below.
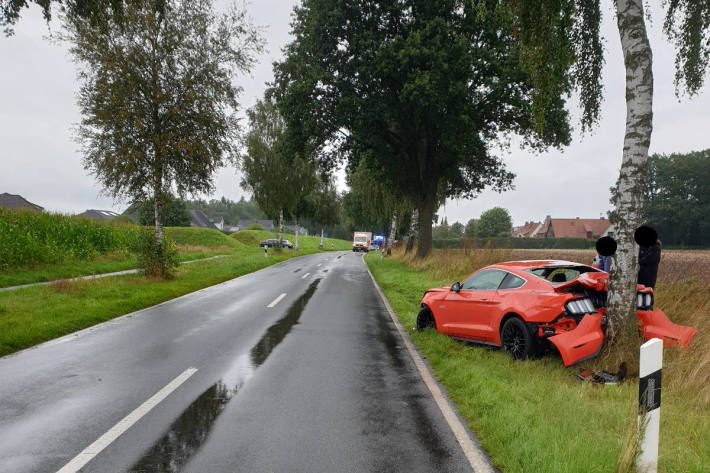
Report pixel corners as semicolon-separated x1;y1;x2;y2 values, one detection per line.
417;260;698;366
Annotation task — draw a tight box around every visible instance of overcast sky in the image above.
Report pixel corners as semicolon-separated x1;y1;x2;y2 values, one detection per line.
1;1;709;226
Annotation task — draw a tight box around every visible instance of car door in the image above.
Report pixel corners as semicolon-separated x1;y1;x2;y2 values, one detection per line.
444;269;506;340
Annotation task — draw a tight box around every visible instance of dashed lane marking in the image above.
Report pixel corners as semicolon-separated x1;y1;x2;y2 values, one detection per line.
56;367;198;473
267;293;287;308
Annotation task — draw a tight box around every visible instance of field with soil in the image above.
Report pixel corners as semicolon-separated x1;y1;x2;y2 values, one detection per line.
366;247;710;473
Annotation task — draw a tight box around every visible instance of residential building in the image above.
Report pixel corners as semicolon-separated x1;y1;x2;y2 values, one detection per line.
0;193;43;211
77;209;119;221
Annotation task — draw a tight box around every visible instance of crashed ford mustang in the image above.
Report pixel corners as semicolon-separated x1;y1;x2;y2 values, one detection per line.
417;260;698;366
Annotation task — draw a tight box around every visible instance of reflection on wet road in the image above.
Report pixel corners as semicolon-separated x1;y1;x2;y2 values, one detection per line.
129;280;321;473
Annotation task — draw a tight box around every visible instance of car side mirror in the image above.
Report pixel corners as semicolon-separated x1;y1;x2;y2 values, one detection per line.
451;282;461;293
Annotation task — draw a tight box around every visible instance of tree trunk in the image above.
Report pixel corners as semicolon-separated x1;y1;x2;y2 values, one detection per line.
605;0;654;374
153;188;163;247
320;227;324;249
278;208;284;246
406;209;418;254
416;197;436;259
387;210;397;256
294;215;299;251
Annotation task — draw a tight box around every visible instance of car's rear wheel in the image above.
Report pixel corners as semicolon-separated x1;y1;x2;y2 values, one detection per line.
501;317;534;360
416;307;436;332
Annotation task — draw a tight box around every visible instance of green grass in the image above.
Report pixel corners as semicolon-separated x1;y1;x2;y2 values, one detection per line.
0;246;326;356
365;253;710;473
165;227;242;249
231;229;352;251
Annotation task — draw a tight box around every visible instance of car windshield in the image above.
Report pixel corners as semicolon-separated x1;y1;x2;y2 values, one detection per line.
354;236;367;242
528;265;599;284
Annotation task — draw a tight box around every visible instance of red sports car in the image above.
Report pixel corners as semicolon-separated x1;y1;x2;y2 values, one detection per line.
417;260;698;366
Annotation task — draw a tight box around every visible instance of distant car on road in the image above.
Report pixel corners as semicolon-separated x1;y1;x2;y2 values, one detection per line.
417;260;698;366
259;238;293;249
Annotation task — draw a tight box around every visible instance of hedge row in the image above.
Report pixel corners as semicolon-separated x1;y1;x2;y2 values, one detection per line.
432;237;597;250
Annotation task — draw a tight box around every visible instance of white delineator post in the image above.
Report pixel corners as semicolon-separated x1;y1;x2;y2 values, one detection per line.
638;338;663;473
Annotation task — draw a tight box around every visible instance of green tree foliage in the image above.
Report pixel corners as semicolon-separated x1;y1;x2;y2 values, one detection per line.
206;197;265;224
64;0;263;276
342;159;412;236
464;218;478;238
641;150;710;246
139;195;190;227
476;207;512;238
241;96;318;244
185;196;267;226
664;1;710;96
273;0;573;258
432;217;450;240
450;221;465;238
2;0;125;35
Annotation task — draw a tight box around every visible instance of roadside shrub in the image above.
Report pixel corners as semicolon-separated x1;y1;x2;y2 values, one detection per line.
246;222;266;231
432;237;596;250
135;229;178;278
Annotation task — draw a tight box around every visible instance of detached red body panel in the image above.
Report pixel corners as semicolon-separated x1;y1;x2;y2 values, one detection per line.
637;309;699;347
419;260;698;366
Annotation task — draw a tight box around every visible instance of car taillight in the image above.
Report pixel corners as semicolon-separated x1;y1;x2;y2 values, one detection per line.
637;292;653;310
565;298;596;314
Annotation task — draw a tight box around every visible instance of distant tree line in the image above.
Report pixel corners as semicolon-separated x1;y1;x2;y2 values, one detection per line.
641;149;710;247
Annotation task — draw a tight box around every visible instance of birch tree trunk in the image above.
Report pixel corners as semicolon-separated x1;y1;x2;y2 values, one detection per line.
294;215;299;251
153;185;163;247
278;208;284;246
320;227;324;249
405;209;418;254
387;210;397;256
606;0;654;373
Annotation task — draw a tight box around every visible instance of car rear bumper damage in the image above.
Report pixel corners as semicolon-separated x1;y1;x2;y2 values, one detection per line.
548;314;604;367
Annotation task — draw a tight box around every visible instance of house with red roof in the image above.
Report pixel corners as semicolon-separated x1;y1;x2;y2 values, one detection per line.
539;216;611;239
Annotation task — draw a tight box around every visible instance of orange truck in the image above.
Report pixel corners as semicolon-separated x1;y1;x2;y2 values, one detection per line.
352;231;372;252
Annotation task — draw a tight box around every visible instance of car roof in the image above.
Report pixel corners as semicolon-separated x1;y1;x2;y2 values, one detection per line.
494;260;589;269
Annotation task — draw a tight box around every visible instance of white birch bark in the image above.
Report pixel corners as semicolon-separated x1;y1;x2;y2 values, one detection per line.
607;0;654;351
278;208;284;246
320;227;324;248
405;209;418;254
294;215;299;251
387;210;397;255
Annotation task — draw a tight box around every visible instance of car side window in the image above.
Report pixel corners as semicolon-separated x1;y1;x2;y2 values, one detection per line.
461;269;507;290
498;272;526;290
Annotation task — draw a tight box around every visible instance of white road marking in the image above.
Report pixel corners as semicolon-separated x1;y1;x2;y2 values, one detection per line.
267;293;287;308
364;261;496;473
56;367;198;473
317;263;322;267
301;272;310;279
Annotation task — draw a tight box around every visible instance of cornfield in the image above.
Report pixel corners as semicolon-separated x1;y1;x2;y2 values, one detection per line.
0;208;140;269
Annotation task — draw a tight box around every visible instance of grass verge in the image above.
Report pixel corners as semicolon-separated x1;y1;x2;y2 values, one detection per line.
0;227;241;288
231;229;353;251
365;250;710;473
0;247;320;357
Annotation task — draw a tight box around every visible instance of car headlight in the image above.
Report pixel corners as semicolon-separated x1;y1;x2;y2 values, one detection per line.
566;298;596;314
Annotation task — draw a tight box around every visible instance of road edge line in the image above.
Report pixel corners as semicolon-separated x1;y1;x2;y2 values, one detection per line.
363;256;497;473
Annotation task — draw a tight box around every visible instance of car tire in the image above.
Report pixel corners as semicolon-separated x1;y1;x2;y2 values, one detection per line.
501;317;535;360
416;307;436;332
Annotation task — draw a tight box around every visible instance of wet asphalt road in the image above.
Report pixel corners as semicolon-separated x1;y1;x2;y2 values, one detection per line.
0;251;476;473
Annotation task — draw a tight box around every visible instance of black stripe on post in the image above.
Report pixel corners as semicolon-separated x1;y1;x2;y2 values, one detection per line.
639;368;662;413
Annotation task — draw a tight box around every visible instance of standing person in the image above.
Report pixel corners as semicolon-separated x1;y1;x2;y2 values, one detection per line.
638;240;661;288
597;253;611;272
